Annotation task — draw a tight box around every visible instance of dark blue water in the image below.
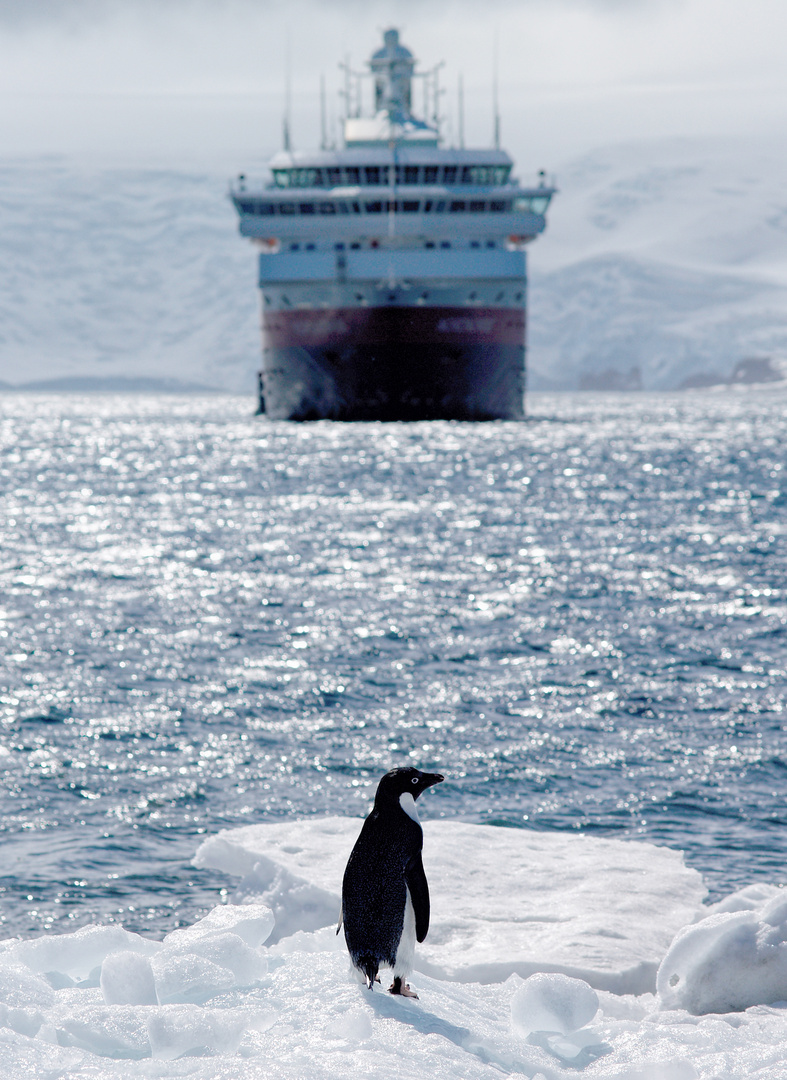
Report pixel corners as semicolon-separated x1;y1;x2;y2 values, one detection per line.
1;391;785;939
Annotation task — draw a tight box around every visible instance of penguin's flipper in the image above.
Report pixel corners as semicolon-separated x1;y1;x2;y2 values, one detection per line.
405;852;430;942
336;906;343;935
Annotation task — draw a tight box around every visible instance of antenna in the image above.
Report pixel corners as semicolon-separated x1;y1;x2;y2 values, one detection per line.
493;31;500;150
458;73;465;150
320;73;327;150
283;31;292;152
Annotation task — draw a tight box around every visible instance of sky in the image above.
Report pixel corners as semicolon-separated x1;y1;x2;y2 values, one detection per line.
1;0;786;173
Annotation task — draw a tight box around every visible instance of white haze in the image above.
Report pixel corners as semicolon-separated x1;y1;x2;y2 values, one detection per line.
1;0;786;170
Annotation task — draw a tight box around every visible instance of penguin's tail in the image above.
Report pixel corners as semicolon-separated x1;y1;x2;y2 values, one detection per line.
360;958;379;991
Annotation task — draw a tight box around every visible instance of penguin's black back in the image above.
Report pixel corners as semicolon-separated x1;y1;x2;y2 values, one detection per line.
341;804;422;978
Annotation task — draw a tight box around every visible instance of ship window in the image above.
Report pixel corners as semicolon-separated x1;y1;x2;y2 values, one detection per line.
335;242;345;250
531;196;551;214
273;170;290;188
441;241;451;248
350;242;361;249
289;243;299;251
238;201;255;214
470;200;485;212
490;200;507;212
345;167;360;184
443;166;457;184
403;166;419;184
364;167;382;185
425;241;435;248
280;203;295;215
402;201;419;213
306;243;316;250
312;170;325;187
318;202;336;214
365;201;383;213
299;202;315;214
487;240;496;248
470;240;480;248
434;201;446;212
495;167;511;184
424;166;438;183
258;203;275;215
326;168;342;185
461;167;473;183
449;201;466;212
351;201;361;213
337;202;349;214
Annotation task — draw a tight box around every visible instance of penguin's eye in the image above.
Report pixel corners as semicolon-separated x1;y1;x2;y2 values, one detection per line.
411;777;419;785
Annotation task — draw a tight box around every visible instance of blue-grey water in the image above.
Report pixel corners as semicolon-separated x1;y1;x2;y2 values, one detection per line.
1;391;785;940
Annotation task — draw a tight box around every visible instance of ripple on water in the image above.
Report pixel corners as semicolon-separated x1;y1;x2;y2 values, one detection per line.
0;390;786;936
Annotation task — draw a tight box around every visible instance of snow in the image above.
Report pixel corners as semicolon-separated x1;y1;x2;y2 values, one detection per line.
657;885;787;1015
2;135;787;392
1;819;786;1078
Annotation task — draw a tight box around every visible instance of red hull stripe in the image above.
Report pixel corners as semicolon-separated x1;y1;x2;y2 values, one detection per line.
264;306;525;348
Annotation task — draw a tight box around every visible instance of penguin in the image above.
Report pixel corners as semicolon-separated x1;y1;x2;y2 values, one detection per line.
339;766;444;998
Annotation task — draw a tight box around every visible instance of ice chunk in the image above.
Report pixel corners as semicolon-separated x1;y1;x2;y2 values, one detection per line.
8;924;159;985
100;952;158;1006
50;1001;153;1059
151;952;237;1005
146;1004;248;1060
150;904;270;1004
196;817;706;992
658;888;787;1013
510;972;599;1035
163;903;274;948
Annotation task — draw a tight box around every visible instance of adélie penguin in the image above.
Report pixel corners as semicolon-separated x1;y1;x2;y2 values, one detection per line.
339;767;444;998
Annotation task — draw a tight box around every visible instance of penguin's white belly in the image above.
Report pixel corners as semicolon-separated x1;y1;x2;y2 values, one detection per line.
393;885;416;977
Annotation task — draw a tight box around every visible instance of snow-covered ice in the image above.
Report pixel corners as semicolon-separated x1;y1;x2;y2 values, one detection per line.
1;819;786;1079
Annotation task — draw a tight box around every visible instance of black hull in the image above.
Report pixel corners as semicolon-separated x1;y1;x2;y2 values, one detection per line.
259;306;526;421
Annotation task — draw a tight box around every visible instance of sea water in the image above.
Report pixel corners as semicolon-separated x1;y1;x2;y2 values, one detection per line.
1;390;785;941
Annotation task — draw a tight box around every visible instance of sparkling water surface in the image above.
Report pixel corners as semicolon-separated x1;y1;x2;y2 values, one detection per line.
1;391;785;940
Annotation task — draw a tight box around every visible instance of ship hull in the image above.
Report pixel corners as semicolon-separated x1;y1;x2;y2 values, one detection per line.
260;306;526;421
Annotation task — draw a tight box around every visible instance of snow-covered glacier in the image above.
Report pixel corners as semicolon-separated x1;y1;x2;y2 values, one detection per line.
2;135;787;392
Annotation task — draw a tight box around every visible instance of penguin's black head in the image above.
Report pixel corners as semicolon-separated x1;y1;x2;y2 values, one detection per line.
374;767;444;806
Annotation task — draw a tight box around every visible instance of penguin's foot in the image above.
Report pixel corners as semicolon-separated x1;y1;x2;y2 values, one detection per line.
389;977;418;999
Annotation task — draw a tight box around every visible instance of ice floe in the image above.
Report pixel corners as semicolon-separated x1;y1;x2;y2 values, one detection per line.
195;817;706;992
0;819;785;1079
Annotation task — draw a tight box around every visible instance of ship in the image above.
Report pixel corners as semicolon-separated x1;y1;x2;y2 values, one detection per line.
231;29;555;420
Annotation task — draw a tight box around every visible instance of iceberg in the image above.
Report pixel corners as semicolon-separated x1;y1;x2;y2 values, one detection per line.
0;819;785;1080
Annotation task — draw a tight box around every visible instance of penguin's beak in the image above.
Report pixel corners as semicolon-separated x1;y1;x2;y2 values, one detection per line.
421;772;444;792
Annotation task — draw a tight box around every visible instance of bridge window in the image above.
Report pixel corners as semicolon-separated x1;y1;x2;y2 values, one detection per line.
345;167;361;185
364;167;382;185
469;200;485;212
279;203;295;215
489;201;508;212
299;202;315;214
326;168;342;185
449;200;466;212
365;201;383;213
424;166;438;183
318;202;336;214
443;166;457;184
402;200;419;212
